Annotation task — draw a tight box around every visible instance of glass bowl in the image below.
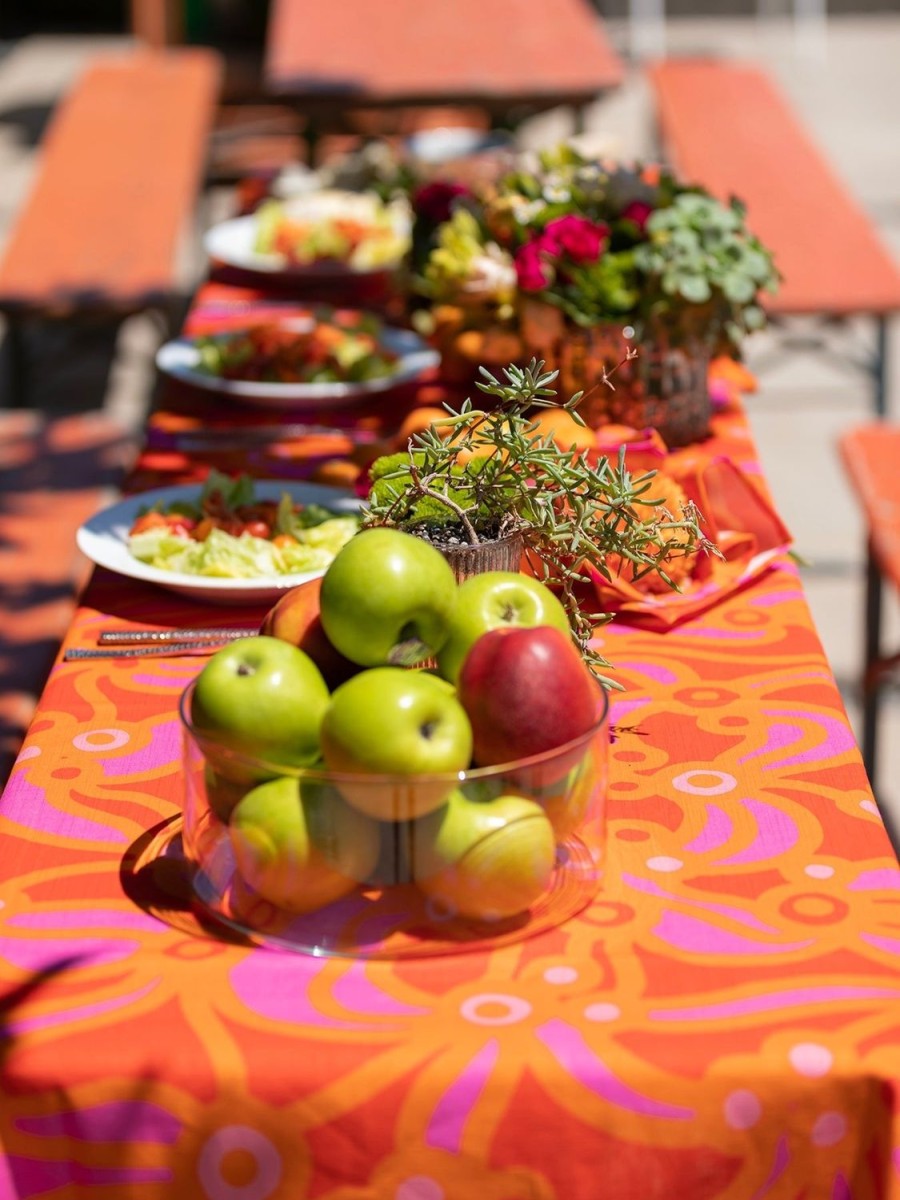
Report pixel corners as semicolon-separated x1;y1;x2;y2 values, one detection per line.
179;679;609;959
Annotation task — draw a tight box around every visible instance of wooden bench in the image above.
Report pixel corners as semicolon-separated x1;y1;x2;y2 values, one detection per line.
0;47;222;405
837;423;900;790
647;58;900;416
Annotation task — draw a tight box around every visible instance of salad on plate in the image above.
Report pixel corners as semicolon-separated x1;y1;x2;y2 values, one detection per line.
194;312;399;387
252;190;411;271
127;471;360;580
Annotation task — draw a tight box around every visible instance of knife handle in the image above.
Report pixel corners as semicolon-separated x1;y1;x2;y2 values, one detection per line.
64;642;222;660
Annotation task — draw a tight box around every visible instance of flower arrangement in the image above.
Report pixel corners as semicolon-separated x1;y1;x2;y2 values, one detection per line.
413;143;780;357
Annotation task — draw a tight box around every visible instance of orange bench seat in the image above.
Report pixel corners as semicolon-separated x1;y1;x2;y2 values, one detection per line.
648;58;900;413
837;423;900;789
0;48;221;320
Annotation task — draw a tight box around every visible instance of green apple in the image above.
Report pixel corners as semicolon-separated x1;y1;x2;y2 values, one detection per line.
435;571;571;684
229;774;381;913
189;635;330;782
411;785;557;921
517;751;600;840
203;763;250;823
319;528;458;667
320;667;473;820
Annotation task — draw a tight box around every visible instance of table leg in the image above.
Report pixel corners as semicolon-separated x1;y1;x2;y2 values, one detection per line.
862;539;884;786
2;315;28;408
628;0;666;61
873;314;889;418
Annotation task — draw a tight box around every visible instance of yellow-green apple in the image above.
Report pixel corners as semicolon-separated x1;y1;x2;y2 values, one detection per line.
203;763;250;823
411;785;556;921
435;571;570;684
457;624;600;767
260;577;359;690
319;528;458;667
189;635;329;781
320;666;473;819
229;774;381;913
519;752;600;839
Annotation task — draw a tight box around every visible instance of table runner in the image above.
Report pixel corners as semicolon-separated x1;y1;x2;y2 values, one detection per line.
1;288;899;1199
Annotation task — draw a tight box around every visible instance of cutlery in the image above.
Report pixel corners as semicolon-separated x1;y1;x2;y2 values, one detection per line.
98;627;254;645
148;424;379;452
64;642;230;661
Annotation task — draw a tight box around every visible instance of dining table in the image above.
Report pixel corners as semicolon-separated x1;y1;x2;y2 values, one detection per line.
263;0;626;138
2;188;900;1200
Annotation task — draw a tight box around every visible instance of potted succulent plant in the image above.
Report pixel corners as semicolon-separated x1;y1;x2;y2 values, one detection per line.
411;144;780;447
364;358;716;681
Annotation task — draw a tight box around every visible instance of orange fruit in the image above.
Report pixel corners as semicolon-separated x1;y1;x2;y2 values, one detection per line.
530;408;597;453
605;473;699;593
393;406;458;448
452;417;516;466
310;459;362;489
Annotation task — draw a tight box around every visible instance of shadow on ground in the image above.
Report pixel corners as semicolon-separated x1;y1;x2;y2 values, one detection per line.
0;338;144;782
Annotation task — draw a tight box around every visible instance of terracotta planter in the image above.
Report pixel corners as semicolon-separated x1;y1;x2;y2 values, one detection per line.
519;302;712;450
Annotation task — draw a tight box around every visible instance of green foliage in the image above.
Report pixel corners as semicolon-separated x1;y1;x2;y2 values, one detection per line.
365;361;718;683
633;193;779;352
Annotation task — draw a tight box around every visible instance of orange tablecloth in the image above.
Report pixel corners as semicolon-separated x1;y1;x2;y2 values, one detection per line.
1;289;899;1199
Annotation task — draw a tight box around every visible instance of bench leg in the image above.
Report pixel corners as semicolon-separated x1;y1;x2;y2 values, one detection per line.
861;540;884;785
874;314;888;418
2;316;29;409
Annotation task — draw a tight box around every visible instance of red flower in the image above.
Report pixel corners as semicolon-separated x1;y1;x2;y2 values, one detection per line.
514;241;554;292
414;181;472;225
542;215;608;264
621;200;654;233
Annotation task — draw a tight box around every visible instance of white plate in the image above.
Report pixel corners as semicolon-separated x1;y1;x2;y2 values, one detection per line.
204;191;411;278
155;319;439;410
405;126;513;164
76;482;362;605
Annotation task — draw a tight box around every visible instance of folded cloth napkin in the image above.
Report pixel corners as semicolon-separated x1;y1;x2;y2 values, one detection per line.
583;427;793;629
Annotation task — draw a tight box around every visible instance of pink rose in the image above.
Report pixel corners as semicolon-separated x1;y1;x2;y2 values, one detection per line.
621;200;654;232
514;241;554;292
542;215;608;264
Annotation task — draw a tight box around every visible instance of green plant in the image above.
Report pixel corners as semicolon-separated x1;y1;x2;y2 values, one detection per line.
364;360;718;683
631;192;776;350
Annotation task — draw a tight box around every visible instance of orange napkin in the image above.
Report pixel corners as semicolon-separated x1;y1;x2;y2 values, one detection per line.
584;432;793;629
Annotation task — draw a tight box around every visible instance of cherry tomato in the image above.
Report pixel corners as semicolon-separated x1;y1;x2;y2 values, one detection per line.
238;520;272;540
130;511;170;534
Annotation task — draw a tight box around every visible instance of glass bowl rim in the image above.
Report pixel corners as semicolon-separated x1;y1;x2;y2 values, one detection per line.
179;674;609;785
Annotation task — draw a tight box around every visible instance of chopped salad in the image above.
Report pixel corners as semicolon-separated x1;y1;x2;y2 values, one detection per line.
127;472;359;579
194;313;399;386
253;192;411;271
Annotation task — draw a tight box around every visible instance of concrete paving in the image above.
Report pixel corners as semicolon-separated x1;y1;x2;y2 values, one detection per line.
1;16;899;831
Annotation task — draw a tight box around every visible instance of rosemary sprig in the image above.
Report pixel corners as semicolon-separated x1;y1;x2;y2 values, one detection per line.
365;359;718;683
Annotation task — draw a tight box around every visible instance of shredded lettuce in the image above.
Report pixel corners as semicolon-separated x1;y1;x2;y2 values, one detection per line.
129;517;359;579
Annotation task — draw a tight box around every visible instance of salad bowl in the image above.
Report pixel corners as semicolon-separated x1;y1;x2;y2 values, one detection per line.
204;189;412;279
155;316;439;410
76;479;362;605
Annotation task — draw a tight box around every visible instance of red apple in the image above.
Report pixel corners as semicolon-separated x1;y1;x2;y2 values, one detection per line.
260;577;359;690
457;625;600;767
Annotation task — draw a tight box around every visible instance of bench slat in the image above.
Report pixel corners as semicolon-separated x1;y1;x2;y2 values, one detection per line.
0;48;222;317
649;58;900;316
839;424;900;596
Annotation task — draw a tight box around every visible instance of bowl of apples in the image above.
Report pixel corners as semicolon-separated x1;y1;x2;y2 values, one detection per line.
179;528;609;958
